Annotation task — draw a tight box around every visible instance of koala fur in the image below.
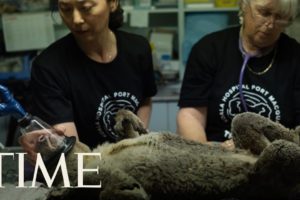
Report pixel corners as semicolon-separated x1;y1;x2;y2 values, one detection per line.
47;111;300;200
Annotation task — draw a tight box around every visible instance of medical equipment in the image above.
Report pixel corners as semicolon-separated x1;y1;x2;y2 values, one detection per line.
238;37;252;112
238;36;276;112
0;84;75;164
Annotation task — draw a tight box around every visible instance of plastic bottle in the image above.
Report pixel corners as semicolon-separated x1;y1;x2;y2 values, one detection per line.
0;85;75;164
18;114;76;165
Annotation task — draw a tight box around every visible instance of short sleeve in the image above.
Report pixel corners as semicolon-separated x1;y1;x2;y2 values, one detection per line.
178;36;217;108
293;55;300;125
141;40;157;98
30;58;73;125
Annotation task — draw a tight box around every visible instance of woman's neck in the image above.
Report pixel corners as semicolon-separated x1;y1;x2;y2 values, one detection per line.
76;29;117;63
240;28;276;57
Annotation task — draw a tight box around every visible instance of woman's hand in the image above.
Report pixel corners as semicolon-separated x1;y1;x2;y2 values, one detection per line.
18;128;65;165
221;139;235;150
19;130;49;165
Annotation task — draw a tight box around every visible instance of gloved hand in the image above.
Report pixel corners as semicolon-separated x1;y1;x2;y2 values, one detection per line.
0;84;26;119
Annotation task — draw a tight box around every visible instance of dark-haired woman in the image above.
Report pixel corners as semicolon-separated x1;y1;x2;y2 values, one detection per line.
29;0;157;150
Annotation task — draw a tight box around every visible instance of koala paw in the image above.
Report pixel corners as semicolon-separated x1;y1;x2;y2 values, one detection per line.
114;109;148;139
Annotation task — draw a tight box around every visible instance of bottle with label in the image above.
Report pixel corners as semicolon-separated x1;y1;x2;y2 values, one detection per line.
0;85;75;164
18;113;75;163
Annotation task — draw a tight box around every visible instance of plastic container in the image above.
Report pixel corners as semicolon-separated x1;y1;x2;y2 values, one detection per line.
18;114;75;163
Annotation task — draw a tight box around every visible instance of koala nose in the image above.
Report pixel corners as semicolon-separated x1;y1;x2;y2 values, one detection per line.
38;135;46;142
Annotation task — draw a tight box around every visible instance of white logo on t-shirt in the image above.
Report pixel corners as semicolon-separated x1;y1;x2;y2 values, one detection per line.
95;91;139;139
219;84;281;123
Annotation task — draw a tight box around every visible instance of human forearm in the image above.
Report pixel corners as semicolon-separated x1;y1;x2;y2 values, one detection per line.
137;98;152;128
176;107;208;143
177;120;207;143
177;115;235;149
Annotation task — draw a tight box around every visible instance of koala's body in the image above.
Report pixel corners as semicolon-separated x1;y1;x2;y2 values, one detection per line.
47;111;300;200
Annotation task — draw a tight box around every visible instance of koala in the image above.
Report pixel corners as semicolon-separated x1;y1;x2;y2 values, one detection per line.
44;110;300;200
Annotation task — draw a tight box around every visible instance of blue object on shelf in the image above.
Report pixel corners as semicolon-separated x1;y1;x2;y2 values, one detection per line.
183;13;229;63
0;55;31;81
0;84;26;119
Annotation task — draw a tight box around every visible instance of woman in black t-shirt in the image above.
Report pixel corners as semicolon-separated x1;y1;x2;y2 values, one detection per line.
177;0;300;149
22;0;157;160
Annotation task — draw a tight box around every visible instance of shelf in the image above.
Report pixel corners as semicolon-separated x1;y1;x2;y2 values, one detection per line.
123;7;178;14
149;8;179;13
184;7;238;13
0;2;240;83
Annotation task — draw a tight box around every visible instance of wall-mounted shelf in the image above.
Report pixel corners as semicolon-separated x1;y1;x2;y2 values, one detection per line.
122;1;239;81
184;7;238;13
123;7;179;13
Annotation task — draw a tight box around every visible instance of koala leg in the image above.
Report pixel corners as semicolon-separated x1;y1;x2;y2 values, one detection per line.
48;167;149;200
114;109;148;139
252;140;300;198
231;112;294;155
99;168;149;200
47;187;99;200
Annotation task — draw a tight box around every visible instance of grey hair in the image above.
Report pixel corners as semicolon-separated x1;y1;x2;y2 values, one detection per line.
238;0;298;25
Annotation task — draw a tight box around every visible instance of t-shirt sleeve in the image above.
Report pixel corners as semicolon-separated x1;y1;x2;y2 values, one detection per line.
178;36;217;108
141;40;157;98
30;58;74;126
293;56;300;125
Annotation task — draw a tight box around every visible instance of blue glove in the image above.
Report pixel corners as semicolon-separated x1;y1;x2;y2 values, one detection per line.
0;84;26;119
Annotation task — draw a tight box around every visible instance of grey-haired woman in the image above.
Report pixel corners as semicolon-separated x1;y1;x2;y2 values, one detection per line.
177;0;300;149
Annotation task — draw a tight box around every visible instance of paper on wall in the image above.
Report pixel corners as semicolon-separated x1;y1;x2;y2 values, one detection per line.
130;10;149;27
2;12;55;52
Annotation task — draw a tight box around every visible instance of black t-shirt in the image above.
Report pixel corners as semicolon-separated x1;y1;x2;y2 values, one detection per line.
31;30;157;148
179;26;300;142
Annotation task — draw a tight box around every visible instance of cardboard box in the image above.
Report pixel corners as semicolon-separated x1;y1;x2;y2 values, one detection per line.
215;0;237;7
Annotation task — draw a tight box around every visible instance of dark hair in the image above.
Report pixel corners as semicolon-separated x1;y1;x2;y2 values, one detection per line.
109;1;124;30
49;0;123;30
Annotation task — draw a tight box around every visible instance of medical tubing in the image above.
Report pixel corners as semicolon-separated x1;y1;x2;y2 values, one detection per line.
239;55;250;112
0;84;27;119
6;91;27;119
14;102;27;119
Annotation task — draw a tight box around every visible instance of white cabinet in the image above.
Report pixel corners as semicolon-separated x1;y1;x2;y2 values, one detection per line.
149;101;178;133
149;102;168;132
122;2;239;79
167;102;178;133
